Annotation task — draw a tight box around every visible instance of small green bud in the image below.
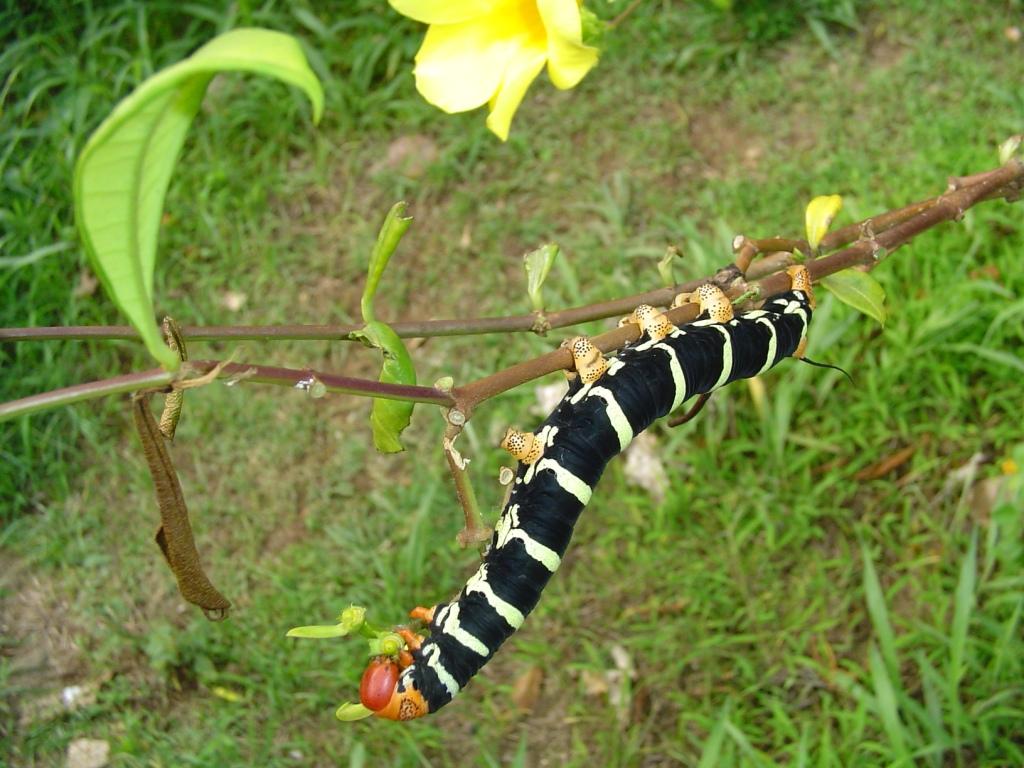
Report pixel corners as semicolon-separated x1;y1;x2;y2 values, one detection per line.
657;246;682;288
368;632;404;658
999;135;1023;165
338;605;366;632
524;243;559;313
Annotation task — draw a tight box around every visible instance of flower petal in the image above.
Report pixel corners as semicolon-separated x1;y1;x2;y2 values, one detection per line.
537;0;599;89
414;17;524;113
389;0;498;25
486;44;546;141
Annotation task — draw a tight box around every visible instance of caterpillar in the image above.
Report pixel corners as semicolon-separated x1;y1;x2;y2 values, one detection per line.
360;265;816;720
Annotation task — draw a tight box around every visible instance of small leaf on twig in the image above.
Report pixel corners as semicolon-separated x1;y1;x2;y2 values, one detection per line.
820;268;887;326
361;202;413;324
805;194;843;251
356;204;417;453
354;321;416;453
657;245;681;288
524;243;559;313
286;624;351;639
75;28;323;369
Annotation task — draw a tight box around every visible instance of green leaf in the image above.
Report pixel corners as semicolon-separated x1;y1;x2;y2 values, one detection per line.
335;702;374;721
74;28;324;369
820;268;887;326
354;322;416;454
355;204;417;453
657;246;680;288
523;243;559;313
286;624;350;639
361;202;412;324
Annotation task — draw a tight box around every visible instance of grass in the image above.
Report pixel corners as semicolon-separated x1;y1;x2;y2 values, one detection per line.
2;0;1023;765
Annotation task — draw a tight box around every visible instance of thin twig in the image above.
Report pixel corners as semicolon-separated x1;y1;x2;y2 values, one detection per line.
0;278;728;345
442;423;492;548
0;162;1007;347
0;360;455;423
1;160;1020;425
452;160;1023;416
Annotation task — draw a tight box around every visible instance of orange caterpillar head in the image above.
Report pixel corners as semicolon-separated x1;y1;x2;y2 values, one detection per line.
359;658;429;720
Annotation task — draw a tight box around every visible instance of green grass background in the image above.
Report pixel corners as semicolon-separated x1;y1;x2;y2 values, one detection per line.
2;0;1023;765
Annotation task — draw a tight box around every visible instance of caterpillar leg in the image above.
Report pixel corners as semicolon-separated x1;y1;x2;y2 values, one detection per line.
672;283;735;322
409;605;435;623
628;305;676;341
785;264;816;309
564;336;608;383
785;265;815;358
501;427;544;464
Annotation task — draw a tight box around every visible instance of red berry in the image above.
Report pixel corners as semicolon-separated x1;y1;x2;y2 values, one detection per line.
359;657;399;711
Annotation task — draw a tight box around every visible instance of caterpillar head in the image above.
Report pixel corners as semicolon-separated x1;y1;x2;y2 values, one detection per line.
364;664;430;721
360;656;400;712
500;427;543;464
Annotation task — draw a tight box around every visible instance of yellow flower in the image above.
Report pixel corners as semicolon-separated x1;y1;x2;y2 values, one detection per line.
804;194;843;251
389;0;599;140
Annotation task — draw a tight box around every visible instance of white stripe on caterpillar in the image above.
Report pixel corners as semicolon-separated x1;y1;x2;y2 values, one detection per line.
464;565;525;629
494;505;562;572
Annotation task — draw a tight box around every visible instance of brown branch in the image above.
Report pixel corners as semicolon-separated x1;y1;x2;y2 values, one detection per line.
2;159;1020;426
3;161;1011;348
0;277;737;345
452;159;1023;416
0;359;455;423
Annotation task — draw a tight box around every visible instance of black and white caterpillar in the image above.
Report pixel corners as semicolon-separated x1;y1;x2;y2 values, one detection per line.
360;266;816;720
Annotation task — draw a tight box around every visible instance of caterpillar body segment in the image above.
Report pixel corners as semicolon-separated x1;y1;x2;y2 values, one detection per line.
363;275;815;720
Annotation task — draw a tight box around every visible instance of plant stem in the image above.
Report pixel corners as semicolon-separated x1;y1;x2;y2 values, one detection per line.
1;162;1011;347
0;368;175;422
453;159;1023;415
0;277;741;345
0;360;455;423
2;159;1020;424
442;424;492;548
